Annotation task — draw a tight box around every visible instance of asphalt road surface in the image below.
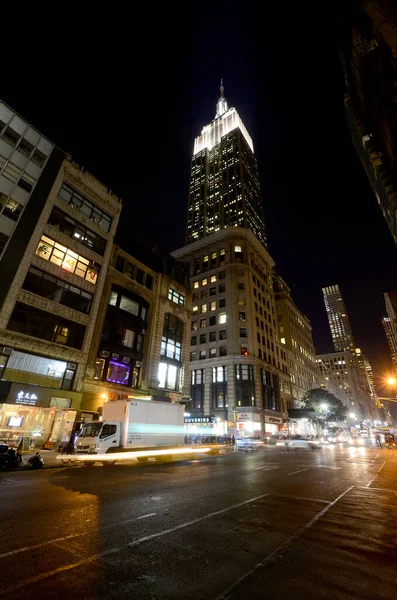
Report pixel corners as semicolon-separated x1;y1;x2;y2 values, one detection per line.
1;444;397;599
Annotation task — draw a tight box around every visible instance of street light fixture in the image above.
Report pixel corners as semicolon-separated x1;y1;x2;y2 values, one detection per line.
321;403;328;411
349;412;356;419
387;377;397;386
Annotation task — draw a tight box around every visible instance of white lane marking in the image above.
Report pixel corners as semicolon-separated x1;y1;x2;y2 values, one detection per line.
253;466;280;472
215;485;354;600
287;468;309;476
316;465;341;470
357;486;397;494
271;493;330;505
0;512;157;559
366;475;377;487
0;494;271;595
378;460;386;473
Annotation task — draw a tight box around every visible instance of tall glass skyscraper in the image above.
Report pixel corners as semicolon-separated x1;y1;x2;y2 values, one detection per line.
186;81;267;248
322;284;356;353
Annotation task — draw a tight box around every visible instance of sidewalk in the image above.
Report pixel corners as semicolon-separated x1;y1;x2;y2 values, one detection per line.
19;449;62;470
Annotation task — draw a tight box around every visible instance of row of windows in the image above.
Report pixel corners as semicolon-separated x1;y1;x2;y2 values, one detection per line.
189;366;278;410
192;299;226;313
36;235;100;284
193;271;225;288
191;328;227;345
7;302;86;349
48;206;107;256
192;283;226;299
192;249;226;275
22;266;93;314
115;256;154;290
58;183;112;233
190;347;227;360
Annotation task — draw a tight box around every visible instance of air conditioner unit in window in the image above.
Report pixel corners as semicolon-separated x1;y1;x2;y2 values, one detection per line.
93;217;101;225
111;353;120;359
1;347;13;355
100;350;110;358
122;357;131;364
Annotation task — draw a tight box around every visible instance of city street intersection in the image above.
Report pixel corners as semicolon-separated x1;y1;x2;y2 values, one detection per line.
1;444;396;599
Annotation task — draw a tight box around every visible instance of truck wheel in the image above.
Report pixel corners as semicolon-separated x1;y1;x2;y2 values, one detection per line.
137;457;149;463
105;460;116;466
84;462;95;467
155;455;172;463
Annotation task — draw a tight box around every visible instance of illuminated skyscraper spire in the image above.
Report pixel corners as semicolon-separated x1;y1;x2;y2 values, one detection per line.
215;78;228;118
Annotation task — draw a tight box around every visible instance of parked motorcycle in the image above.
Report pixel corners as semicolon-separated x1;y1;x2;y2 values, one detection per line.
28;452;44;469
0;444;23;470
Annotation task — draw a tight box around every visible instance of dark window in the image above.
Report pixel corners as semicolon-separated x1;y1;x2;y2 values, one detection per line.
191;336;197;346
190;351;197;361
100;424;117;438
200;333;206;344
209;331;216;342
219;329;227;340
239;312;246;321
219;298;226;308
219;284;225;293
219;270;225;279
210;287;216;296
146;275;153;290
58;182;112;232
190;369;204;410
199;350;206;360
262;369;280;411
48;206;107;255
235;364;256;407
191;320;198;330
22;266;93;314
237;282;245;290
212;366;228;409
136;269;144;284
209;316;216;326
240;328;247;338
8;302;85;349
161;313;183;362
219;346;227;356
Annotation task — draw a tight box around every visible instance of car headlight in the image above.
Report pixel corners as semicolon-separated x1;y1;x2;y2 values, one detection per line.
90;444;97;452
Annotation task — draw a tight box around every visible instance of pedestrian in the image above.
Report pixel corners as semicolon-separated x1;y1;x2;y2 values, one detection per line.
375;433;382;448
231;435;235;446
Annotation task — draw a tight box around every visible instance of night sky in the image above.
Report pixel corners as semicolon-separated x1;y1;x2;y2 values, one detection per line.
3;4;397;394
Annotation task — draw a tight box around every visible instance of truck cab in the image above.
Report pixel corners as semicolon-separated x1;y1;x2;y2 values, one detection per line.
75;421;121;454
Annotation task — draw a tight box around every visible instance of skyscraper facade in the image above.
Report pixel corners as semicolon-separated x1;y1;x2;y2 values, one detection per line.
382;290;397;373
339;1;397;244
173;82;292;438
322;284;356;352
186;81;267;248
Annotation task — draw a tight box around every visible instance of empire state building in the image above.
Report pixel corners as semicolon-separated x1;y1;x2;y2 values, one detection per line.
186;80;267;248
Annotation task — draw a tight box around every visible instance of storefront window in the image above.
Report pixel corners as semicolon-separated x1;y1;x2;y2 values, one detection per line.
3;350;76;390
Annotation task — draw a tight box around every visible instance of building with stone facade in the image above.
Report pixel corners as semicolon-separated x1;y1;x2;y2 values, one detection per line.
81;237;191;415
173;227;292;438
274;276;318;406
382;291;397;374
0;99;121;449
316;351;374;422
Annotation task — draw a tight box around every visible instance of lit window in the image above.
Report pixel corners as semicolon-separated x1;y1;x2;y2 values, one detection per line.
202;278;208;286
210;275;217;283
219;313;226;324
158;362;178;390
281;337;286;344
193;281;199;289
193;305;198;312
201;304;207;313
210;301;216;311
168;288;185;305
36;235;99;284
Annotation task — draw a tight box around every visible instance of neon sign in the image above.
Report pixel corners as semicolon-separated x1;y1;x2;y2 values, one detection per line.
16;391;38;405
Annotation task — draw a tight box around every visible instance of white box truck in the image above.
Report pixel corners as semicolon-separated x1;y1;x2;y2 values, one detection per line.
75;399;186;463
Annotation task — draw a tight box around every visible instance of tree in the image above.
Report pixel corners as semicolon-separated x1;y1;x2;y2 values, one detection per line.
301;388;347;425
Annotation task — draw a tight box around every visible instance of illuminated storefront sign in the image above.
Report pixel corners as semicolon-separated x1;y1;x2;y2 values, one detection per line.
237;413;250;421
16;391;38;406
184;416;215;424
